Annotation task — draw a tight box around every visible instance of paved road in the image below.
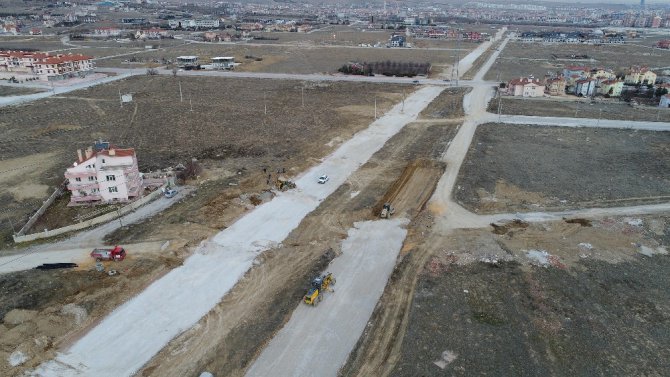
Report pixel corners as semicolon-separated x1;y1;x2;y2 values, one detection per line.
484;113;670;131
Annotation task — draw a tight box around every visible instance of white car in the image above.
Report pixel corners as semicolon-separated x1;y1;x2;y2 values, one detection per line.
317;175;329;184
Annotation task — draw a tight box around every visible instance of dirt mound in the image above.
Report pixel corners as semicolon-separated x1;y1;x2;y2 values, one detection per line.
3;309;38;326
565;218;592;227
490;219;529;235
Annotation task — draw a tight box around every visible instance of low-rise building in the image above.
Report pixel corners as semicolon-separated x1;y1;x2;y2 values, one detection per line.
563;65;590;86
545;77;566;96
0;50;94;80
176;55;199;68
388;34;406;47
507;77;544;97
599;79;624;96
64;142;142;206
624;66;657;85
575;78;597;97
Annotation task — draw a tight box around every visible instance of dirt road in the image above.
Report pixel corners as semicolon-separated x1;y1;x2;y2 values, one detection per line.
32;86;444;377
246;219;409;377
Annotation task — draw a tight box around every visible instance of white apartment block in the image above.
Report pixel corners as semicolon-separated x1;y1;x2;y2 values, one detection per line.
65;144;142;206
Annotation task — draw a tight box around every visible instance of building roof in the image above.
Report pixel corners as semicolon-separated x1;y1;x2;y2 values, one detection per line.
576;78;596;84
97;148;136;158
601;79;621;85
508;77;541;86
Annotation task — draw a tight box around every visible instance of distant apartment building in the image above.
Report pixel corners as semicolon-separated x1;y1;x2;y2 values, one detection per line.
624;66;657;85
574;78;597;97
64;142;142;206
545;77;566;96
388;34;406;47
0;50;94;80
93;27;123;37
507;77;544;97
599;79;624;96
168;19;220;29
590;68;616;83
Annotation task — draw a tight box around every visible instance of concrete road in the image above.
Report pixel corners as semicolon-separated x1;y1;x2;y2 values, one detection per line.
485;113;670;130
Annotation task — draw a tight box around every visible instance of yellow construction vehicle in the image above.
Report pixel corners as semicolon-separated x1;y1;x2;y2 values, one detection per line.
303;272;336;306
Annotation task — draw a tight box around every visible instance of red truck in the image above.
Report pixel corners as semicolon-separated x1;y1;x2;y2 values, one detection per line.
90;246;126;262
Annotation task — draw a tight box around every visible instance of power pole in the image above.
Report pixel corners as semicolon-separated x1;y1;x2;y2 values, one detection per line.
301;86;305;107
375;97;378;120
189;97;193;112
497;91;502;121
264;92;267;115
179;81;183;102
401;89;405;113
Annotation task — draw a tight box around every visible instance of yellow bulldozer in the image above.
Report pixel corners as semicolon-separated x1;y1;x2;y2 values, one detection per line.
303;272;336;306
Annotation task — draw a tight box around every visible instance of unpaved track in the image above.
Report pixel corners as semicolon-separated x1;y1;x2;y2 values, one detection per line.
246;219;409;377
32;86;444;377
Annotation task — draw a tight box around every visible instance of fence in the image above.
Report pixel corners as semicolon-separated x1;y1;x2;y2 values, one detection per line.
13;185;166;244
15;187;63;237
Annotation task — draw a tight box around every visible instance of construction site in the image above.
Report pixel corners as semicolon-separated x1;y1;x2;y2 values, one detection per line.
0;24;669;377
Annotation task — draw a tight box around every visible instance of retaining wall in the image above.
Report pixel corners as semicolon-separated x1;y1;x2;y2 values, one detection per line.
13;186;165;243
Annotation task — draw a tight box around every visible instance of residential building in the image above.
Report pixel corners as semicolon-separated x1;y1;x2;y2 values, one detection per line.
590;68;616;83
388;34;406;47
599;79;624;96
507;77;544;97
660;94;670;108
0;50;94;80
545;77;566;96
656;40;670;49
563;66;590;86
575;78;597;97
64;142;142;206
624;66;657;85
93;27;123;37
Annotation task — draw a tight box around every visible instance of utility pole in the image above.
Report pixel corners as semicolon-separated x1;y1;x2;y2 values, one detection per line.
301;86;304;107
597;108;602;127
7;218;15;234
189;96;193;112
497;91;502;121
264;92;267;115
375;97;378;120
179;81;183;102
401;89;405;113
119;88;123;108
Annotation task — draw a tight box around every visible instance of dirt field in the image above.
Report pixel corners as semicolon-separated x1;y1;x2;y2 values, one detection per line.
96;43;459;74
0;86;46;97
419;87;471;119
485;41;670;81
0;253;187;374
130;117;460;377
454;123;670;214
0;76;406;247
342;213;670;376
488;96;670;122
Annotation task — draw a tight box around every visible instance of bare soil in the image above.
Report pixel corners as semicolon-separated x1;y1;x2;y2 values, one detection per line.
0;76;406;247
96;43;459;74
134;118;460;377
343;213;670;377
461;36;504;80
0;254;184;375
419;87;471;119
454;123;670;214
0;86;46;97
485;40;670;81
488;96;670;122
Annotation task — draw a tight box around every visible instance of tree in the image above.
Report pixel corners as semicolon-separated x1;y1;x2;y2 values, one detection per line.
146;68;158;76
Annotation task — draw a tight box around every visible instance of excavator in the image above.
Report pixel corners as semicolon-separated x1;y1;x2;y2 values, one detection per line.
303;272;336;306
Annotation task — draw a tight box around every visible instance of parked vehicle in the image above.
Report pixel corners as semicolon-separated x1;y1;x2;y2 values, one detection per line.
164;188;178;198
90;246;126;262
317;175;329;184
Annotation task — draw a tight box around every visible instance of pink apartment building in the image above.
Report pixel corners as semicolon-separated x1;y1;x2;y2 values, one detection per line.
64;143;143;206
